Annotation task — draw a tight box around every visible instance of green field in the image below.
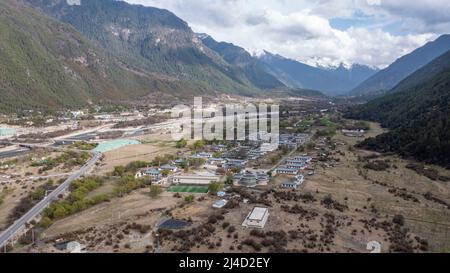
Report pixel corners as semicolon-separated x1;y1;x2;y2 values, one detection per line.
168;185;209;193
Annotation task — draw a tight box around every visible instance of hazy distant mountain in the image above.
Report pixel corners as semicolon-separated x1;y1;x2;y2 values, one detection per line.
345;51;450;167
257;51;378;96
351;34;450;95
199;34;285;89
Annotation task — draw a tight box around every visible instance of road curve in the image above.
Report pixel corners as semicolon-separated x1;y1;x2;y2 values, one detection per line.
0;152;102;248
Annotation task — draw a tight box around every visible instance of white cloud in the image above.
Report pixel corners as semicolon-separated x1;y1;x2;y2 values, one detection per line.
124;0;447;68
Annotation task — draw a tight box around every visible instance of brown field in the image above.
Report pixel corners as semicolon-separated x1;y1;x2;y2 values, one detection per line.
0;149;83;231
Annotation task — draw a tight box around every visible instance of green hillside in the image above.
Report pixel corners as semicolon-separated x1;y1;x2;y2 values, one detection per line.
345;60;450;167
0;0;184;112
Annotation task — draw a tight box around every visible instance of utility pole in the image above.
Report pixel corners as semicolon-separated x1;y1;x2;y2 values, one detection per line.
31;229;35;245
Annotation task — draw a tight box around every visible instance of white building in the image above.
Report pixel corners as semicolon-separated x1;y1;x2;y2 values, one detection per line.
242;207;269;229
212;199;228;209
342;129;365;137
66;241;86;253
275;167;298;175
160;164;178;172
171;174;220;185
260;143;279;153
281;174;304;189
135;168;161;180
293;156;312;163
195;152;213;159
207;158;227;165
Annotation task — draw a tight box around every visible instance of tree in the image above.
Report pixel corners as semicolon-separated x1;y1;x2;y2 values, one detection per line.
193;140;205;150
38;217;53;228
225;173;234;185
208;182;223;193
53;205;67;219
184;195;195;203
392;215;405;226
176;138;187;148
113;165;125;177
160;170;170;177
187;158;205;168
150;185;163;197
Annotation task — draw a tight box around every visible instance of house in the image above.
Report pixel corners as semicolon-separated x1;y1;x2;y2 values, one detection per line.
234;171;269;187
207;158;226;165
295;174;305;184
286;163;307;170
223;159;247;170
160;164;178;172
281;181;300;189
173;159;185;165
54;241;86;253
248;149;264;159
256;173;270;183
293;156;312;163
171;174;220;185
196;152;213;159
226;159;247;165
235;172;258;187
135;168;161;180
275;167;298;175
212;144;227;152
281;174;304;189
242;207;269;229
217;191;226;197
342;129;365;137
212;199;228;209
66;241;86;253
286;159;308;165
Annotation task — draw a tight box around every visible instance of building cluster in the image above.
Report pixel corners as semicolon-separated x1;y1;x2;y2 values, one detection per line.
279;133;310;149
274;155;312;176
135;164;179;183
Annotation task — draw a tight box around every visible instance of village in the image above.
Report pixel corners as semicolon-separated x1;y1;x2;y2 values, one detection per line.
0;98;449;253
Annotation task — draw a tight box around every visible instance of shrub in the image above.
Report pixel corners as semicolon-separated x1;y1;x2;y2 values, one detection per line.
392;215;405;226
184;195;195;203
150;185;163;197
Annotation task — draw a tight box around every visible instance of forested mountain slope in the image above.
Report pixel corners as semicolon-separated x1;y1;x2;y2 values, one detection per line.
345;62;450;167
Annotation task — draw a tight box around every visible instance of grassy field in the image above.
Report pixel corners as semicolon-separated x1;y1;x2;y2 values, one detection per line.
168;185;209;193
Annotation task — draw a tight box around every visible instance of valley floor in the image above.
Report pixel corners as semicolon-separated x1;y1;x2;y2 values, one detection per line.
10;121;450;253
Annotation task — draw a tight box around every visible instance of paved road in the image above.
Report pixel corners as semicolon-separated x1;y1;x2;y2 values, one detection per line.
0;152;102;248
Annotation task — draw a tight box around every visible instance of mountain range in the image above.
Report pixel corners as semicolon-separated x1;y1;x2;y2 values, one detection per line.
198;34;285;90
1;0;449;112
0;0;298;112
257;51;379;96
351;34;450;96
24;0;270;95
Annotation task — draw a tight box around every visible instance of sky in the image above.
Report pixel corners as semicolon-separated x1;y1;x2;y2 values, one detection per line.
124;0;450;68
